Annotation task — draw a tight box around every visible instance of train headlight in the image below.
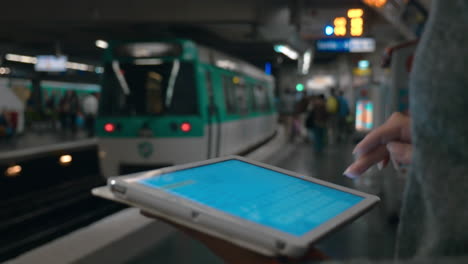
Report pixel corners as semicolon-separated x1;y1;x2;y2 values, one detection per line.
104;123;116;133
180;122;192;133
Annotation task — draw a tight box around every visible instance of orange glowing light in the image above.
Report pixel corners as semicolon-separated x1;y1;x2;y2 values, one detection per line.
333;17;347;36
350;17;364;36
351;27;364;36
347;9;364;18
333;17;347;27
363;0;387;8
351;18;363;27
334;27;347;36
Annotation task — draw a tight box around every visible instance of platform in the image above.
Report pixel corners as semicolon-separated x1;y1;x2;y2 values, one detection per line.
0;130;89;153
6;130;403;263
0;132;95;164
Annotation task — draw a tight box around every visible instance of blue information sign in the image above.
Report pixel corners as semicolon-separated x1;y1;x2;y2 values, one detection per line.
316;38;375;53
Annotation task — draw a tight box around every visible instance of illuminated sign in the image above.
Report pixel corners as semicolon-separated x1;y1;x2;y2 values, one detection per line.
316;38;376;53
264;62;272;75
353;67;372;76
296;83;304;92
35;56;68;72
330;9;364;37
358;60;370;69
348;9;364;37
333;17;347;36
347;9;364;18
355;100;373;131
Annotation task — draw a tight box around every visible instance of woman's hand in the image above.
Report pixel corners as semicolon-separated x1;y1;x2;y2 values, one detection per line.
140;211;328;264
344;112;412;178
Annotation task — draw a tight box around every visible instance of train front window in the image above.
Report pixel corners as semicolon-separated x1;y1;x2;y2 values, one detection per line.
100;60;197;116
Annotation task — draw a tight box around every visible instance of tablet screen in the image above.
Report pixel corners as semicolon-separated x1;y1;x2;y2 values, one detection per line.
138;160;363;236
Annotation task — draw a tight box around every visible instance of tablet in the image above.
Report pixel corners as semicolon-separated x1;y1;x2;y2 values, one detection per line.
94;156;379;258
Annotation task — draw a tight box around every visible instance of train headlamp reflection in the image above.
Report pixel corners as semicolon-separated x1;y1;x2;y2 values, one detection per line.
59;155;73;166
5;165;22;177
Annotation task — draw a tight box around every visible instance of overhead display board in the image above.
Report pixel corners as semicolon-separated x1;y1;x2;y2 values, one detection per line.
316;38;375;53
35;55;68;72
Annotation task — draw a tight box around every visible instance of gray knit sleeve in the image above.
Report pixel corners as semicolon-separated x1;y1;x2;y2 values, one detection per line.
395;0;468;259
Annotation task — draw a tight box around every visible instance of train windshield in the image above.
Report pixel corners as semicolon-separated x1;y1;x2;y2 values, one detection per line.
100;60;197;116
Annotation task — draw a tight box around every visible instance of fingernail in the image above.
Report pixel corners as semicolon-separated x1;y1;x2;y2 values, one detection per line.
390;156;399;170
377;161;384;171
343;169;359;179
386;143;394;152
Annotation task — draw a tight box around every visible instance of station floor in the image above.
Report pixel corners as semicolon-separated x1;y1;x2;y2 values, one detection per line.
126;140;403;263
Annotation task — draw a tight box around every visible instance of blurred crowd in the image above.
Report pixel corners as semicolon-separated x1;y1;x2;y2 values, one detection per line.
0;90;99;140
0;109;18;138
39;90;99;137
281;88;352;153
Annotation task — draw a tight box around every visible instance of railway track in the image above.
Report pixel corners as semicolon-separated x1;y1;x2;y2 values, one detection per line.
0;174;124;261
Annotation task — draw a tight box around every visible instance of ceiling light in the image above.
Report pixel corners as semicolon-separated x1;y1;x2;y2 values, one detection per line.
274;45;299;60
95;40;109;49
5;54;37;64
0;67;10;75
325;25;334;36
301;50;313;75
95;67;104;74
6;53;101;73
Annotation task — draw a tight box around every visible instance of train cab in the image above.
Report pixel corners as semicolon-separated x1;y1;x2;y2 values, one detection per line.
97;40;277;177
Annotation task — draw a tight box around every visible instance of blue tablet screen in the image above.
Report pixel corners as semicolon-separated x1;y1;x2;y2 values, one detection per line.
138;160;363;236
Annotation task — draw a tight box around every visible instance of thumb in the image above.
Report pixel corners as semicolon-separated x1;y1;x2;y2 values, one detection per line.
386;141;412;165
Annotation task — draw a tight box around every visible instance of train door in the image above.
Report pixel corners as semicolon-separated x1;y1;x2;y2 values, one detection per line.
205;70;220;158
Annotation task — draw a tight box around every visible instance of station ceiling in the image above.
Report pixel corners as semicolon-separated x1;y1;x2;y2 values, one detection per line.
0;0;399;69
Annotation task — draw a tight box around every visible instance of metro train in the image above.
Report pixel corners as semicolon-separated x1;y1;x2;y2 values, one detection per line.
96;39;277;177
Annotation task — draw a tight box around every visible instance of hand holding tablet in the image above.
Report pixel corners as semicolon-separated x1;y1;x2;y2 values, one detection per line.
93;156;379;259
141;210;329;264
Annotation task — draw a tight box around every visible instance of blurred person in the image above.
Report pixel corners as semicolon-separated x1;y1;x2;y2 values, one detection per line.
68;91;79;134
6;110;18;136
326;88;339;144
0;109;9;137
281;89;297;142
82;93;98;137
58;91;79;134
45;91;56;111
304;95;315;139
140;1;468;263
58;92;70;131
291;92;309;143
306;95;328;153
45;91;57;129
336;90;350;142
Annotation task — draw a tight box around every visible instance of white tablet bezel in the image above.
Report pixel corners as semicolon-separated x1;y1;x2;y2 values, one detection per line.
107;155;380;257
